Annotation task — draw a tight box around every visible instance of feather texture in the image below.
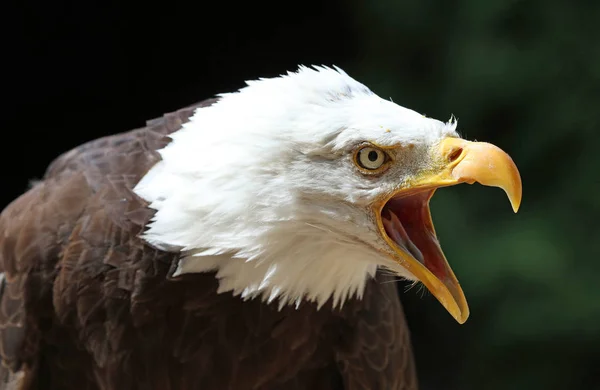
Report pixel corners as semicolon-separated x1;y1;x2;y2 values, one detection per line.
0;95;418;389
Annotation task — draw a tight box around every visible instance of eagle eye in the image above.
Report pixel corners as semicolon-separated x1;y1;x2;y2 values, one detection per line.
354;146;390;173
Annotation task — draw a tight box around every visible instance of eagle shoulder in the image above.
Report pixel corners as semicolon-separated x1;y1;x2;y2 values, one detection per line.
0;99;214;387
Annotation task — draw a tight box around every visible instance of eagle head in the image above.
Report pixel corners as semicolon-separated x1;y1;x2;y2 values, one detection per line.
134;66;521;323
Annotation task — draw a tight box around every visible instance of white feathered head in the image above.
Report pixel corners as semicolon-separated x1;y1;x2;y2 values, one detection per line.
135;66;521;323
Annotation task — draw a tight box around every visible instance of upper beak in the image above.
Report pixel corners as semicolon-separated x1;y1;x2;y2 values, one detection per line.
380;138;521;324
427;137;522;213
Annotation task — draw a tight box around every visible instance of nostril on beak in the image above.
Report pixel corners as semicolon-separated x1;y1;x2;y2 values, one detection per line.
447;148;463;163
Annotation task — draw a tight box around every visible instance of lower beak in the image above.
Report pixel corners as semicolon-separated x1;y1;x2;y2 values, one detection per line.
378;138;522;324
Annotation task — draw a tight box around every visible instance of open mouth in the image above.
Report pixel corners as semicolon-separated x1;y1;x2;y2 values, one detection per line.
371;137;522;324
381;190;448;283
376;187;469;323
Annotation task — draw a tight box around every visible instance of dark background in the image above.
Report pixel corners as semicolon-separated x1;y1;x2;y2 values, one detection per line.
3;0;599;389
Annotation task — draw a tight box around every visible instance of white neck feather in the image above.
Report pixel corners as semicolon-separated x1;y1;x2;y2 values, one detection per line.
173;233;378;309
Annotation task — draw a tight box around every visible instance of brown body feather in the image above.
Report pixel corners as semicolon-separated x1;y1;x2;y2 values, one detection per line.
0;100;417;389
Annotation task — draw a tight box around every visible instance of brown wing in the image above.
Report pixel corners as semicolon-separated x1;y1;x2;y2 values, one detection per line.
334;276;419;390
0;100;215;389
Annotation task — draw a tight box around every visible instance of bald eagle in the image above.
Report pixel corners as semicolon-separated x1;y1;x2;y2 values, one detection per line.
0;66;521;390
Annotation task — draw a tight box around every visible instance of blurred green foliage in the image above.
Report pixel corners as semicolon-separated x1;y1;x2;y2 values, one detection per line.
348;0;600;389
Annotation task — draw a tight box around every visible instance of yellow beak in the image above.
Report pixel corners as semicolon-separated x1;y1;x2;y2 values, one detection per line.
377;138;522;324
427;138;522;213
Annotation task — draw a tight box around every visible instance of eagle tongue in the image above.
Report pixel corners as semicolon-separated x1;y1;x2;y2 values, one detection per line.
382;209;424;263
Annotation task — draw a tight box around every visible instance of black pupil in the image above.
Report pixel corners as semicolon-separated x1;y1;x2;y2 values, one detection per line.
367;150;379;162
